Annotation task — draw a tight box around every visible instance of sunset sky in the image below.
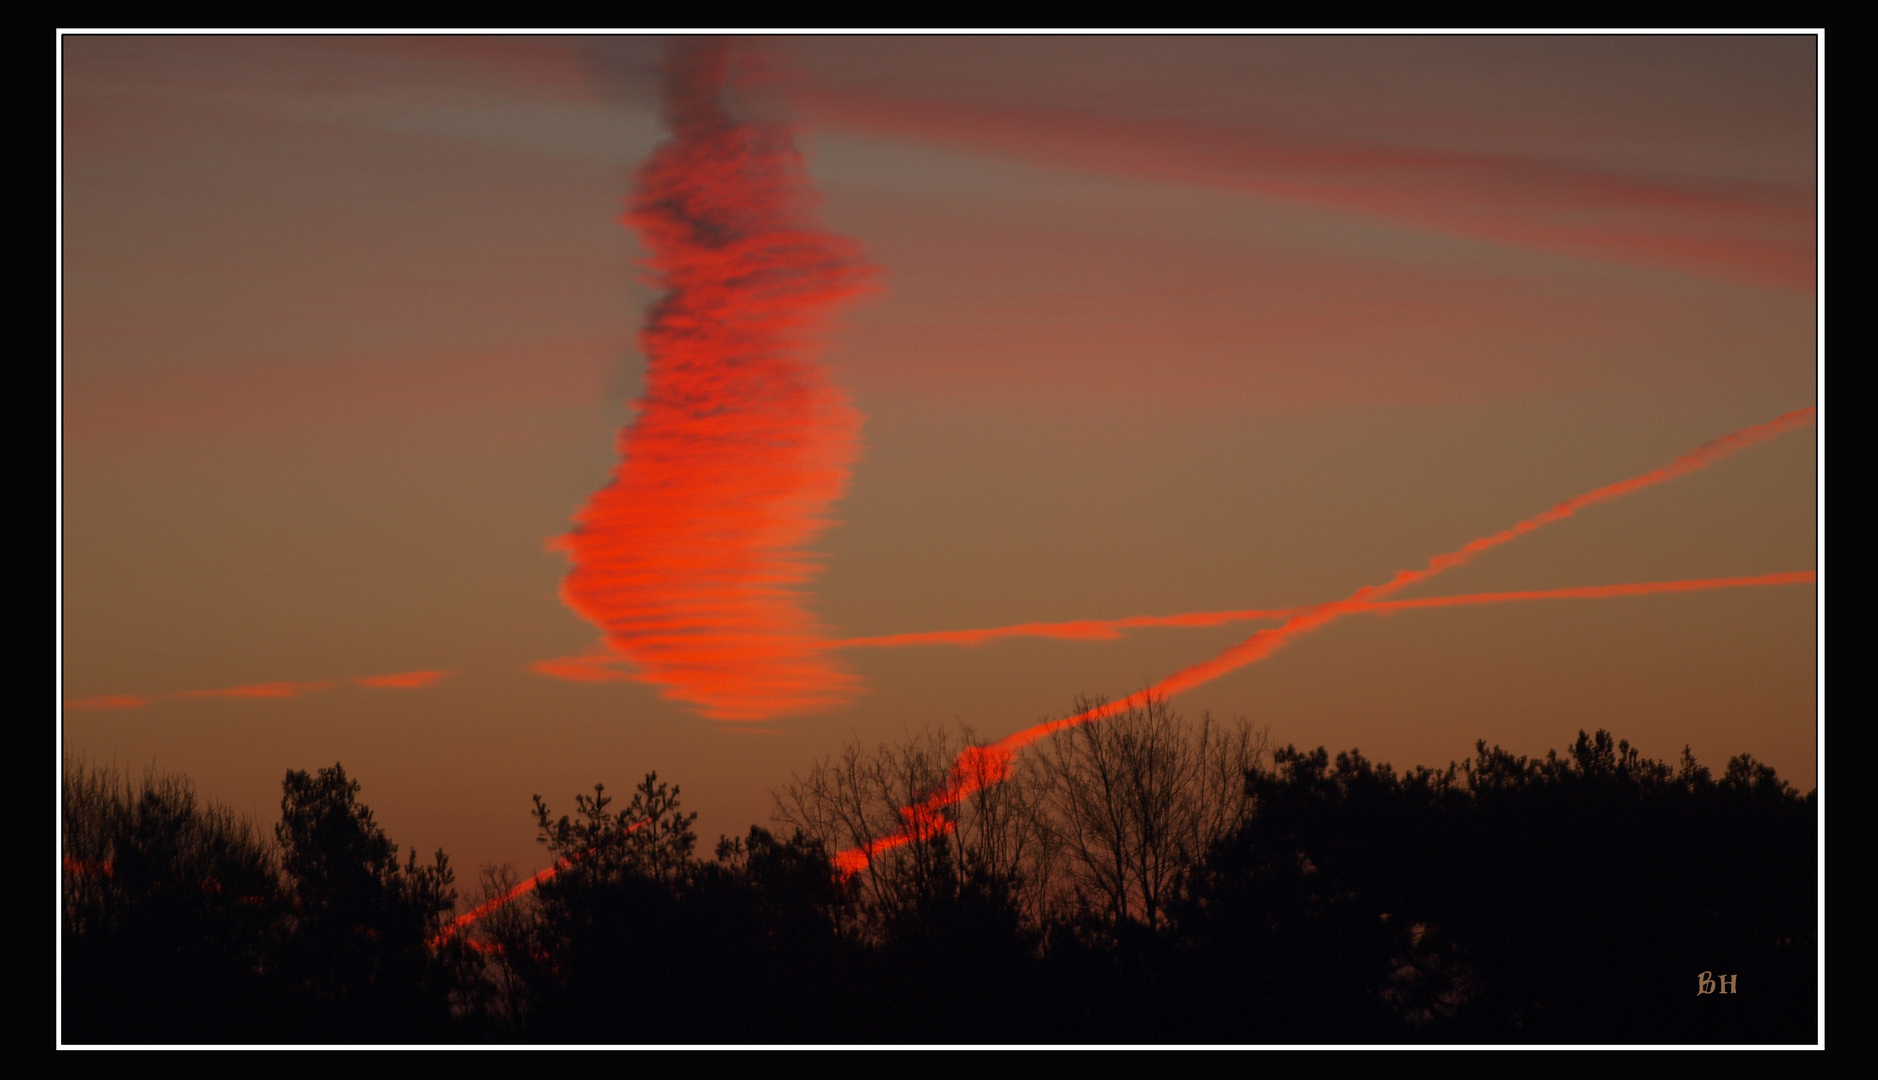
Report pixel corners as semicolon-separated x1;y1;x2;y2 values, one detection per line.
60;35;1819;881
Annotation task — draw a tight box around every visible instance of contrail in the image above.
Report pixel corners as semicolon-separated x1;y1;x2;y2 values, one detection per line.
352;670;449;690
1354;572;1813;614
832;407;1816;871
536;606;1302;675
826;607;1301;649
541;405;1817;679
430;818;648;948
176;680;333;700
552;38;872;724
828;570;1815;874
504;568;1821;886
430;864;560;948
72;399;1816;720
828;572;1814;651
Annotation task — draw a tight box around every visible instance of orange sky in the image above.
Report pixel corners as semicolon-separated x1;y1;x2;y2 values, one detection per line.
60;34;1818;881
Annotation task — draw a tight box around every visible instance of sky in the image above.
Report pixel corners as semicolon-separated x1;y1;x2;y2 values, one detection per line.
59;34;1820;881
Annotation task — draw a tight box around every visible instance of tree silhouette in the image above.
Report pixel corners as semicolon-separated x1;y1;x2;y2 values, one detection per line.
62;763;287;1043
274;764;468;1041
1172;731;1816;1042
61;729;1816;1044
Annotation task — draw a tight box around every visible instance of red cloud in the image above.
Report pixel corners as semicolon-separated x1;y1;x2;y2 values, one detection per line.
553;41;871;723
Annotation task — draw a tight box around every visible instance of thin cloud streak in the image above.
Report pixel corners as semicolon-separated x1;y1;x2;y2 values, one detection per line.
68;670;455;711
529;649;635;684
827;573;1815;650
175;681;333;700
829;609;1300;649
789;88;1813;293
1357;572;1814;614
353;670;449;690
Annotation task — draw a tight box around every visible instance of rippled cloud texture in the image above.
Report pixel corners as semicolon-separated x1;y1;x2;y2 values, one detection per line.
555;41;869;722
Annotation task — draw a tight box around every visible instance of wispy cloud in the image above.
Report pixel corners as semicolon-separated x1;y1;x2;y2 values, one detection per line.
70;668;454;710
790;89;1813;293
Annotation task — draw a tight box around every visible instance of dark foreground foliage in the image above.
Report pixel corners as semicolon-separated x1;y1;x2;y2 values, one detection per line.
61;731;1816;1044
62;764;470;1043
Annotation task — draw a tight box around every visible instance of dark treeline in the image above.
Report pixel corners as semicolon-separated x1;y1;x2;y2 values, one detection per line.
61;703;1816;1044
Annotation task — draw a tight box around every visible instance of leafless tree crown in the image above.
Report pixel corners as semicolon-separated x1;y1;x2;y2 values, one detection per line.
771;697;1270;939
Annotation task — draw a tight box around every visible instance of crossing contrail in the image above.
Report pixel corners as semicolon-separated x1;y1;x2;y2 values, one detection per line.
831;407;1816;872
828;572;1812;650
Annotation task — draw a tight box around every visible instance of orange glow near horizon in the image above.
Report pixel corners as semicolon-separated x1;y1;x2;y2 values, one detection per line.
551;40;871;724
831;408;1817;871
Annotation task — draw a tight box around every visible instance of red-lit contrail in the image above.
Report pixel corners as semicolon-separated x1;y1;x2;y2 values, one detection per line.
826;607;1301;649
1353;572;1813;614
828;570;1816;875
828;572;1816;651
832;408;1816;870
431;863;560;948
353;670;449;690
536;605;1301;674
430;818;649;948
176;680;333;700
552;39;871;724
506;569;1820;884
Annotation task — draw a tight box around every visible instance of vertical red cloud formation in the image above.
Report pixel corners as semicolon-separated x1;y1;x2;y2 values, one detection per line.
834;408;1816;870
555;40;869;723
